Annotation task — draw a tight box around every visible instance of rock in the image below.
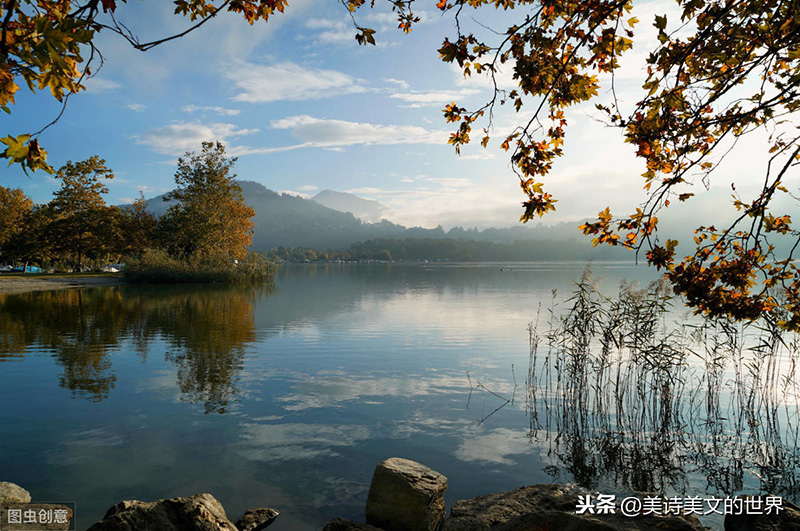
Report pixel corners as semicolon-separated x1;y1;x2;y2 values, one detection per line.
442;484;706;531
322;517;385;531
724;496;800;530
0;482;31;504
86;493;239;531
235;507;280;531
365;457;447;531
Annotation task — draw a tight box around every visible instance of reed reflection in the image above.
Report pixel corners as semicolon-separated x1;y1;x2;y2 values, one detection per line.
527;271;800;501
0;284;271;411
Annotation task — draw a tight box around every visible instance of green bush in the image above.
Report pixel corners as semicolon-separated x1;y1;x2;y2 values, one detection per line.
124;250;277;284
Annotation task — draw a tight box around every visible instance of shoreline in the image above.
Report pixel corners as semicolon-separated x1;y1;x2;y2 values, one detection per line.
0;275;125;295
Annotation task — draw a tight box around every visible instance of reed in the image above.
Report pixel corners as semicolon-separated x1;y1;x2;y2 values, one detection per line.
123;250;277;284
527;267;800;499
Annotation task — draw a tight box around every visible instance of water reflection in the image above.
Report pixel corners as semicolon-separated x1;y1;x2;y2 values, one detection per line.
526;274;800;501
0;285;270;411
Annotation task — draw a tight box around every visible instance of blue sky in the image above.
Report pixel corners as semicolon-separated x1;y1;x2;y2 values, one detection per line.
3;1;789;232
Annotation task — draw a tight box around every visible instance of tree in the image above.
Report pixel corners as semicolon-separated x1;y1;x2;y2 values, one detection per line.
119;192;157;259
159;141;254;261
0;185;32;260
428;0;800;329
5;1;800;328
4;204;57;267
49;156;119;268
374;249;392;262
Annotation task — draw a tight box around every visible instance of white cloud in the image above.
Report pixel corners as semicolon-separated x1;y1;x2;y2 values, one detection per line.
133;122;259;155
361;11;400;25
384;77;410;89
390;88;483;106
231;116;446;156
302;16;360;44
459;151;496;160
227;62;368;103
362;9;436;26
126;103;146;112
267;115;446;148
347;187;384;195
319;29;354;43
297;184;319;192
302;9;436;47
182;105;241;116
305;18;339;29
84;77;122;93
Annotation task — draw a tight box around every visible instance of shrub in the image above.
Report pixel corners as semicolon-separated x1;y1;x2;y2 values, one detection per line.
123;250;277;284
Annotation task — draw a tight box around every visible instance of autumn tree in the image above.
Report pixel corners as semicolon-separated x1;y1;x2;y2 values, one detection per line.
49;156;120;268
2;204;60;267
158;141;254;261
4;0;800;327
421;0;800;330
0;185;32;261
119;192;157;259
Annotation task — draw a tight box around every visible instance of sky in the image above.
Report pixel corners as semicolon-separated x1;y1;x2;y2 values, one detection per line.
3;0;795;234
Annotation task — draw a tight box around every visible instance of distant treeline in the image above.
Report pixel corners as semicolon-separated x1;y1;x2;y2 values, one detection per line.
149;181;622;252
267;237;628;262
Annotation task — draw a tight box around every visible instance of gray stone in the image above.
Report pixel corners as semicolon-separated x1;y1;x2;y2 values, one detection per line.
322;517;385;531
724;496;800;530
442;484;706;531
235;507;279;531
0;482;31;504
86;493;238;531
365;457;447;531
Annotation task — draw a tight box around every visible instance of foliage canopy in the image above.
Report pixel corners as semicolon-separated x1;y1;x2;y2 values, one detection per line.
420;0;800;329
160;141;255;261
49;156;118;267
2;0;800;327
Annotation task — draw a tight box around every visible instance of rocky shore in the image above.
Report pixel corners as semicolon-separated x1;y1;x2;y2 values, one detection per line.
3;459;799;531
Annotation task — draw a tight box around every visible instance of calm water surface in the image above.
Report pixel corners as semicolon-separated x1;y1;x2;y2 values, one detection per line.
0;262;793;530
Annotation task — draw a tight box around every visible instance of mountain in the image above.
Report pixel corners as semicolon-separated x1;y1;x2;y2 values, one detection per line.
139;181;626;259
312;189;389;223
142;182;441;249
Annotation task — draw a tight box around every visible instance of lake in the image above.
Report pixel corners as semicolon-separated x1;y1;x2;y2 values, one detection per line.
1;262;798;530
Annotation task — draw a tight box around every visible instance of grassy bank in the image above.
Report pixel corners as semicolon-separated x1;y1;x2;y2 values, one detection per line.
123;251;277;284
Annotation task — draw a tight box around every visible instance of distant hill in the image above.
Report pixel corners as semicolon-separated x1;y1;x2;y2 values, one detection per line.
137;181;626;259
312;189;389;223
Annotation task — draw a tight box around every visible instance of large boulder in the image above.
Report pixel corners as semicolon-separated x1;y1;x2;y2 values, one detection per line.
86;493;238;531
235;507;280;531
725;496;800;530
442;484;706;531
365;457;447;531
0;482;31;504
